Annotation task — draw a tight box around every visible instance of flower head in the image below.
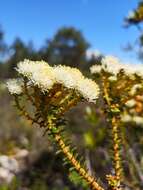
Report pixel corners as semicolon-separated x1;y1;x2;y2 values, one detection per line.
8;60;100;104
16;60;56;91
90;65;102;74
91;55;143;78
77;78;100;103
53;65;84;89
6;79;22;95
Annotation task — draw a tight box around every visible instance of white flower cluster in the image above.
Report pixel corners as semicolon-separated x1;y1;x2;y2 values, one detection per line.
6;79;22;95
90;55;143;78
7;60;99;103
121;114;143;126
53;65;83;89
16;60;55;91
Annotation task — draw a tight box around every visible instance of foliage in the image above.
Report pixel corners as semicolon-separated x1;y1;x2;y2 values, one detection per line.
40;27;89;68
124;1;143;60
0;26;94;79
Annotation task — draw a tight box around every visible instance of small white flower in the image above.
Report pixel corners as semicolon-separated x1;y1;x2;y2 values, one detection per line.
122;115;143;125
17;60;56;91
133;116;143;125
121;114;132;123
90;65;102;74
53;65;84;89
30;67;56;91
6;79;22;95
125;99;136;108
77;78;100;103
16;60;49;78
102;56;122;75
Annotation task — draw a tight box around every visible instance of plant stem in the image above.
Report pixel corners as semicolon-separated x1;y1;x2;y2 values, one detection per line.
111;117;122;182
51;128;105;190
102;76;123;189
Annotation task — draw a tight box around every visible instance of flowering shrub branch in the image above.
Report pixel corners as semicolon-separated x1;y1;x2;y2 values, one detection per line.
101;74;123;190
90;55;143;189
7;60;103;190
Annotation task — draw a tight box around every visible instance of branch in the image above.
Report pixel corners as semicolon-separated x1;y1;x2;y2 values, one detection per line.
50;127;105;190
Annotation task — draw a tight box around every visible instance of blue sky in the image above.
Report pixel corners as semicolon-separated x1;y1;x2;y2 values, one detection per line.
0;0;140;62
